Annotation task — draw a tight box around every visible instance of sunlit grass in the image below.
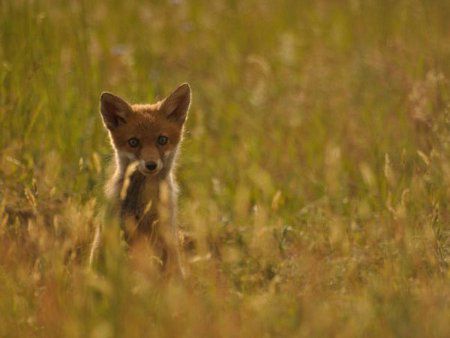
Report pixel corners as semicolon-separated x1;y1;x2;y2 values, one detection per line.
1;0;449;337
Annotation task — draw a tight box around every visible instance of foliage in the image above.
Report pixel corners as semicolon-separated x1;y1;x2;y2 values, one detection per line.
0;0;449;337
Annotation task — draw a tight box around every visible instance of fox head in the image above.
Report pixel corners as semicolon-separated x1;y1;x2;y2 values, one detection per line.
100;83;191;177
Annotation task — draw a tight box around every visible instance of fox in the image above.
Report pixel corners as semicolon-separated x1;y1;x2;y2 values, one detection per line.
91;83;191;276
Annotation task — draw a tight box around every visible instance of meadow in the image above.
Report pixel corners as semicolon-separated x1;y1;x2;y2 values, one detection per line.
0;0;449;337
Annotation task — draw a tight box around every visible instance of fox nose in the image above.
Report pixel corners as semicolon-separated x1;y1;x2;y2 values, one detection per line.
145;161;158;171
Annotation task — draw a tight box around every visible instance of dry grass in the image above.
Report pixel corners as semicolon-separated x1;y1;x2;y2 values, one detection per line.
0;0;449;337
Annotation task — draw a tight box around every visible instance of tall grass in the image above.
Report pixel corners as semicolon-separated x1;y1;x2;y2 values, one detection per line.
1;0;449;337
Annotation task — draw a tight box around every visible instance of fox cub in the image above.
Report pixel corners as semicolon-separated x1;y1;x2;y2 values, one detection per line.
97;83;191;275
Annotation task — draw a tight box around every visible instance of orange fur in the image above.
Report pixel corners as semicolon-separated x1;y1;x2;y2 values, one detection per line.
94;83;191;276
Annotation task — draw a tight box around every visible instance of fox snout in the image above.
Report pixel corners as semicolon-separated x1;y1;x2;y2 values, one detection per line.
145;161;158;171
137;147;164;175
139;158;163;175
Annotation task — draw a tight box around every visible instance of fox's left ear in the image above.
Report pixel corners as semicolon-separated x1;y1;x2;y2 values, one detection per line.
100;92;133;130
161;83;191;124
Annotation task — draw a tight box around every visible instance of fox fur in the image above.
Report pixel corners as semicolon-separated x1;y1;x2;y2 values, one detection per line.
91;83;191;276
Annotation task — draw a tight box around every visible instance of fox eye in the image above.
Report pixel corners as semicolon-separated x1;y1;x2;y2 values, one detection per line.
157;135;169;145
128;137;140;148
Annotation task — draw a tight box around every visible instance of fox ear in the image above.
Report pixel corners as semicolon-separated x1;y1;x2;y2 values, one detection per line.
161;83;191;124
100;92;132;129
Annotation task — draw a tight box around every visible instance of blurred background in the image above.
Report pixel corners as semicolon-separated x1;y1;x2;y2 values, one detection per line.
0;1;449;337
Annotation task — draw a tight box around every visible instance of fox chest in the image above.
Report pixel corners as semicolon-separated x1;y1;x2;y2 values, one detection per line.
120;172;160;236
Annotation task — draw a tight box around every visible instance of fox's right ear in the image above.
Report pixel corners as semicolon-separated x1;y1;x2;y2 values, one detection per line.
161;83;191;125
100;92;132;129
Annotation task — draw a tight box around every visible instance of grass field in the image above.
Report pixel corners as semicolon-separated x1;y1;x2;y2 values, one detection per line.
1;0;449;337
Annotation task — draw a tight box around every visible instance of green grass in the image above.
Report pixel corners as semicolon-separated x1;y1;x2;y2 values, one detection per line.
1;0;449;337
